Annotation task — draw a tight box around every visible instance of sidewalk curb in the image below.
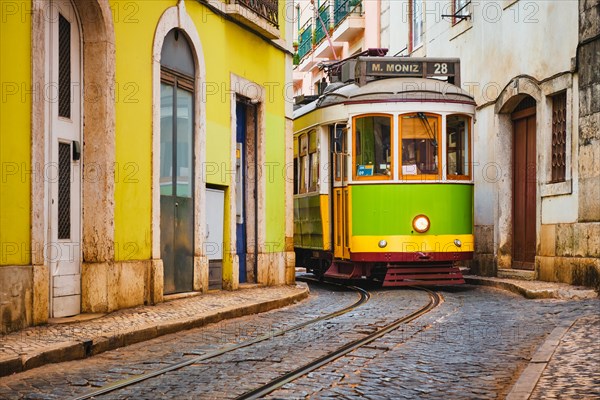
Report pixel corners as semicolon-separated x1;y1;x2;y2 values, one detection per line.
0;284;309;378
505;320;576;400
464;276;598;300
465;277;550;299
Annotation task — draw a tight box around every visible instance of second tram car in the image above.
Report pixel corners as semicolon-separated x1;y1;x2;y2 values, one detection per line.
293;55;475;286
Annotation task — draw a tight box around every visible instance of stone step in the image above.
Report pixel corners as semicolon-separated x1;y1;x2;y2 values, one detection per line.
497;268;536;281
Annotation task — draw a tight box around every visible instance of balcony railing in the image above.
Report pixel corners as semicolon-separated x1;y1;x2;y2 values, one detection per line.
334;0;361;25
314;1;330;45
298;20;313;60
232;0;279;28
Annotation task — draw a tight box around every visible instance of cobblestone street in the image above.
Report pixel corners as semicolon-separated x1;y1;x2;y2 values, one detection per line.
0;282;597;399
530;314;600;399
269;285;599;399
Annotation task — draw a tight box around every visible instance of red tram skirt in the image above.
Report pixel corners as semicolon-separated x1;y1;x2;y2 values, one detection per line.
382;264;465;287
324;252;470;286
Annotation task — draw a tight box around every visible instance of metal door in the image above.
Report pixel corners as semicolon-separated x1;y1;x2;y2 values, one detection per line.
160;84;194;294
235;101;248;283
332;125;350;259
48;0;82;318
512;107;537;270
206;188;225;289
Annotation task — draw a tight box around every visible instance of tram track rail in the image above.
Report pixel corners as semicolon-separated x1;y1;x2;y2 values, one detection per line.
71;278;369;400
236;287;442;400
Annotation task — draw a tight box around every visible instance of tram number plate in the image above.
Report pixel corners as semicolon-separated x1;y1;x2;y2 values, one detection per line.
426;62;455;76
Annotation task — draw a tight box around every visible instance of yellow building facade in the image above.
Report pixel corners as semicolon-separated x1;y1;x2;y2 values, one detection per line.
0;0;295;333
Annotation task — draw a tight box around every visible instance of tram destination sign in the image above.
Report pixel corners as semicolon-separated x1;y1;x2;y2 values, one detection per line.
356;57;460;85
366;60;423;76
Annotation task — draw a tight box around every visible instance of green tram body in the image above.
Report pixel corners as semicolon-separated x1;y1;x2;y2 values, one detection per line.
293;58;477;285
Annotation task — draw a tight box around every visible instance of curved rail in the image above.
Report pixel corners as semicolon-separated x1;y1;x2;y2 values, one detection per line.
236;287;441;400
72;280;369;400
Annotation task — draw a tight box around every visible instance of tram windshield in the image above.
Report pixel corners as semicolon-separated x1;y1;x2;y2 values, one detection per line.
401;113;440;176
354;115;392;178
446;114;471;178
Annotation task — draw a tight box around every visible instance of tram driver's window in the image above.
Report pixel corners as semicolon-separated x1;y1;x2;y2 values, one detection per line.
446;115;470;179
400;113;439;176
354;115;392;178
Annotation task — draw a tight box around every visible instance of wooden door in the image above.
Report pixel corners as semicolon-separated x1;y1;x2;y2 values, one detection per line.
512;107;537;270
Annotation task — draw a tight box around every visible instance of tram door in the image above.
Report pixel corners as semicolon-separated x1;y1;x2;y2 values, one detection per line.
332;125;350;259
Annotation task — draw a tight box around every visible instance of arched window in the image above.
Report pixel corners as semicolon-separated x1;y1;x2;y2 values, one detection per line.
160;29;195;197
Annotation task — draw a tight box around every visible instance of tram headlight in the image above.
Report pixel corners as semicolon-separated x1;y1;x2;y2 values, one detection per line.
454;239;462;248
412;215;430;233
378;240;388;248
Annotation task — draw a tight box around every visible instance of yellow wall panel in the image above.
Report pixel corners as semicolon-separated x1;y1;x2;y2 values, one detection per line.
0;6;32;265
110;0;288;260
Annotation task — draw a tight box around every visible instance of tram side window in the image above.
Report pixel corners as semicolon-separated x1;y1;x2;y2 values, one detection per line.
446;115;471;178
354;115;392;178
308;130;319;191
401;113;440;176
293;136;299;195
299;133;308;193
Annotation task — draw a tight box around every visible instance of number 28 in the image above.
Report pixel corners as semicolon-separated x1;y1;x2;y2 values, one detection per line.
434;63;448;74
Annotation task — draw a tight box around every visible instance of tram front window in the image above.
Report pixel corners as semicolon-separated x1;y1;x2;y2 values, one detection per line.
447;114;471;178
401;113;439;176
354;115;392;178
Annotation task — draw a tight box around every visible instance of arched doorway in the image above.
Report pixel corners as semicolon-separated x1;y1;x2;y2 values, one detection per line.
160;29;196;294
512;96;537;270
33;0;115;321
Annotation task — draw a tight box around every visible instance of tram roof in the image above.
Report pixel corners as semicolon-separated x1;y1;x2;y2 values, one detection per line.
293;77;475;119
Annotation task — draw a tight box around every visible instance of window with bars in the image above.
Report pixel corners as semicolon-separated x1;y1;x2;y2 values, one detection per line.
58;142;71;239
551;92;567;183
452;0;471;24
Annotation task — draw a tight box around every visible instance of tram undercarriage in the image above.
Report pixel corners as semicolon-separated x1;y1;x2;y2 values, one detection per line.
298;249;468;286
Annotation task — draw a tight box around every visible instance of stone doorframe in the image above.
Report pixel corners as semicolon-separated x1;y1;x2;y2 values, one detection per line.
494;76;543;270
227;74;267;289
31;0;116;324
151;1;208;299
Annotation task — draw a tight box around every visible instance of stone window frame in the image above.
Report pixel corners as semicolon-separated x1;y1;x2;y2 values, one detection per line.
550;91;567;183
540;74;574;198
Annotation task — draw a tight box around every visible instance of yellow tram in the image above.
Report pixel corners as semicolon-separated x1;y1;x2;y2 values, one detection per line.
293;55;476;286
